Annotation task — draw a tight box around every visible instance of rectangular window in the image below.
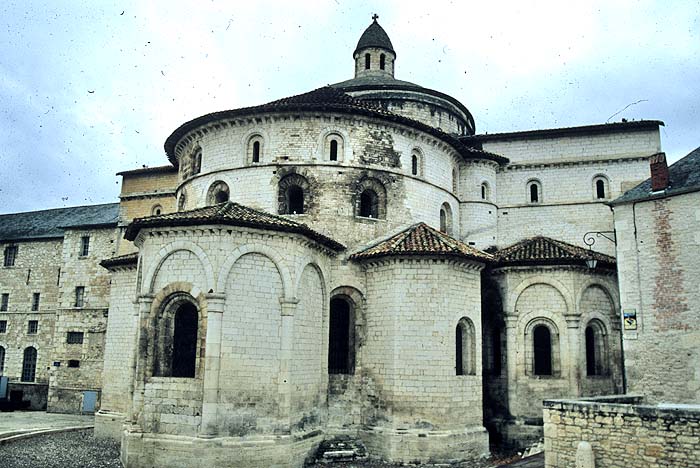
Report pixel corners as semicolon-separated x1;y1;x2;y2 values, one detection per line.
66;331;84;344
80;236;90;257
3;245;17;267
27;320;38;334
67;359;80;368
31;293;40;311
0;294;8;311
0;320;6;333
74;286;85;308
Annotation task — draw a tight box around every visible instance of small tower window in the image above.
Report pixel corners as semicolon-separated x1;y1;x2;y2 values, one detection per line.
151;204;163;216
330;139;338;161
74;286;85;308
192;149;202;175
481;182;490;200
178;193;186;211
206;181;230;205
3;245;18;267
31;293;40;311
412;154;418;175
380;53;386;70
593;175;609;200
253;141;260;163
365;53;371;69
527;180;542;204
439;202;453;234
80;236;90;257
359;189;379;218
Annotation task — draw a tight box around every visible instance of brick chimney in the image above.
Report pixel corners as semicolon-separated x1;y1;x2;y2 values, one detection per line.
650;152;669;192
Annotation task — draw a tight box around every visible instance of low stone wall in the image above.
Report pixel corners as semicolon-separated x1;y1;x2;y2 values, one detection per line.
543;395;700;468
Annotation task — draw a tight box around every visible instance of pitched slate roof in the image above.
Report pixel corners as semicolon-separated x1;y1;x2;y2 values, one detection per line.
164;86;507;165
354;19;395;55
0;203;120;241
124;201;344;251
612;146;700;205
491;236;615;268
100;252;139;269
349;222;493;262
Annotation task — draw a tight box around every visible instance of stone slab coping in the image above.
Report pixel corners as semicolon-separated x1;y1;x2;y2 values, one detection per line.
543;394;700;418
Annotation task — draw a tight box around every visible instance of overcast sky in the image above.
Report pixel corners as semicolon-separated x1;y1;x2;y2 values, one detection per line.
1;0;698;214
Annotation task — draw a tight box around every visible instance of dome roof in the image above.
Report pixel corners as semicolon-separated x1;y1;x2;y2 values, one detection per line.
354;18;395;56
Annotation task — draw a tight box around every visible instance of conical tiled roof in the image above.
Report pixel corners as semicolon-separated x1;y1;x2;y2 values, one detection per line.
354;19;395;55
349;222;493;262
164;86;507;165
124;201;344;251
492;236;615;267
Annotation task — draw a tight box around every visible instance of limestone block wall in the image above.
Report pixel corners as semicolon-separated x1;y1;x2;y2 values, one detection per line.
613;191;700;403
95;265;138;439
0;239;61;394
481;127;661;164
543;396;700;468
488;266;621;446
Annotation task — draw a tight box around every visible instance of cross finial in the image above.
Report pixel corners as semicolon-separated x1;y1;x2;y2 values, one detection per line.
372;14;379;22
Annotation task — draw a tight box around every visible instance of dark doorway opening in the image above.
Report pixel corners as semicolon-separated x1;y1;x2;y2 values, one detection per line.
328;298;353;374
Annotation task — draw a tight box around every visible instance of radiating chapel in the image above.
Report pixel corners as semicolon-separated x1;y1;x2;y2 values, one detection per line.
0;18;667;467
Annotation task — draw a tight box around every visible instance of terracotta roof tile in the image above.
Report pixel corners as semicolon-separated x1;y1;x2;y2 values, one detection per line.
124;201;344;251
492;236;615;267
350;223;493;262
100;252;138;269
164;87;507;165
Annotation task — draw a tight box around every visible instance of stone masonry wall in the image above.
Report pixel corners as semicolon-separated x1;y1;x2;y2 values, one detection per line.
613;190;700;403
543;396;700;468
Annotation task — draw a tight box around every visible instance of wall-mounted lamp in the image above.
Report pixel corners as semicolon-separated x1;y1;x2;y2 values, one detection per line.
583;231;616;269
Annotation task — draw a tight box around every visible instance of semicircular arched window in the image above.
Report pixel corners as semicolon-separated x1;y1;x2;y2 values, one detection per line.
278;173;310;215
325;133;344;162
206;181;230;205
527;180;542;204
593;175;610;200
247;135;264;164
355;177;387;219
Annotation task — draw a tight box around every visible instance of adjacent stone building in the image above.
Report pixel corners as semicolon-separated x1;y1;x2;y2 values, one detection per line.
0;18;673;467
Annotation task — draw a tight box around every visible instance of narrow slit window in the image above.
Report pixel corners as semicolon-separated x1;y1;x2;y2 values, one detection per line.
365;53;371;69
528;182;541;204
75;286;85;308
31;293;40;311
411;154;418;175
253;141;260;163
3;245;17;267
0;346;5;374
380;53;386;70
456;318;476;375
330;139;338;161
533;325;552;375
1;293;8;311
596;179;606;199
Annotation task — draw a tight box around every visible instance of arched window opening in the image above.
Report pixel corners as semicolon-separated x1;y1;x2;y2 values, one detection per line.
0;346;5;375
206;181;230;205
178;193;186;211
596;179;606;199
585;321;608;376
528;181;541;204
328;297;355;374
359;189;378;218
439;202;453;234
330;139;338;161
533;325;552;376
151;204;163;216
411;154;418;175
456;318;476;376
365;53;371;69
481;182;490;200
286;185;304;214
192;149;202;175
172;302;198;378
252;141;260;163
21;346;37;382
380;53;386;70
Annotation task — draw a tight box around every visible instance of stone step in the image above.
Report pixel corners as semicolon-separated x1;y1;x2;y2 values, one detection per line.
314;435;368;463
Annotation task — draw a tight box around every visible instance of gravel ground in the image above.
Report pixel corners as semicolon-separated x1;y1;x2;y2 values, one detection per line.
0;430;522;468
0;429;121;468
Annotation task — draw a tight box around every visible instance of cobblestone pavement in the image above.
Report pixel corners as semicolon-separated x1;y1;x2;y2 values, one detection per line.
0;429;120;468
